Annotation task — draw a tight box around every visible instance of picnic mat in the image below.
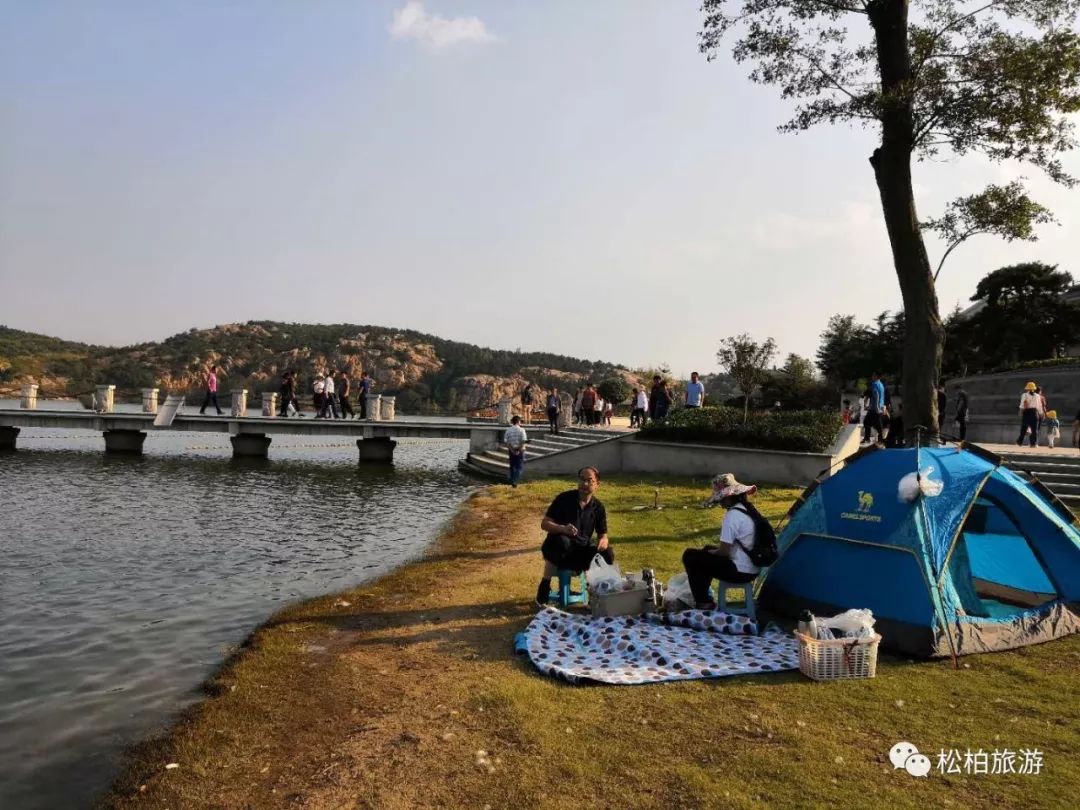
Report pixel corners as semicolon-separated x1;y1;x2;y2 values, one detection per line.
515;607;799;685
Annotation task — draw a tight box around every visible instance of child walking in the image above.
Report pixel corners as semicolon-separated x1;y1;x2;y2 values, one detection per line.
1045;410;1061;449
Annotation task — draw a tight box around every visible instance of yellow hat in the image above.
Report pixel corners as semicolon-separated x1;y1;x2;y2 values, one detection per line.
1047;410;1057;419
1024;381;1037;392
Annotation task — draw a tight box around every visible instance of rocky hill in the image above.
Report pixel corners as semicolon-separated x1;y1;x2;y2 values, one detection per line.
0;322;642;413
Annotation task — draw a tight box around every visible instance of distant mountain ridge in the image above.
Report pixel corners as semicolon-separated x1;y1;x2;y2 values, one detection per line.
0;321;639;412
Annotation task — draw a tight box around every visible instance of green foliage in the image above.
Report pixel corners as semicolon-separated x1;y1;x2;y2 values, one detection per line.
0;321;627;408
596;377;631;405
951;263;1080;369
923;181;1058;280
816;312;905;389
716;333;777;423
759;355;835;411
639;405;842;454
701;0;1080;431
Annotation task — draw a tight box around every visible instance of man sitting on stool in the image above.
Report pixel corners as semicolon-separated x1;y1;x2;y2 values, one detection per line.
682;474;761;610
535;466;613;607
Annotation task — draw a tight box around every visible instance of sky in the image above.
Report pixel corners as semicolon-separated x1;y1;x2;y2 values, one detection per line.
1;1;1078;378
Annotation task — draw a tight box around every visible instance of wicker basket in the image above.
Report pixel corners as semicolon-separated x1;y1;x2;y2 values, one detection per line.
796;631;881;681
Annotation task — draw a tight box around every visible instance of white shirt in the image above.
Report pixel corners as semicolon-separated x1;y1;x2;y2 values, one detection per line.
503;424;528;450
1019;392;1043;413
720;507;760;575
314;380;325;394
636;391;648;409
594;397;604;412
324;376;335;395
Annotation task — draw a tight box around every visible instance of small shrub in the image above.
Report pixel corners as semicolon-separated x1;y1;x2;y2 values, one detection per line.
638;405;842;453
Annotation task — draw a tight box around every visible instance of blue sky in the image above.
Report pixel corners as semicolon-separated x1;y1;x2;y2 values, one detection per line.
1;1;1077;376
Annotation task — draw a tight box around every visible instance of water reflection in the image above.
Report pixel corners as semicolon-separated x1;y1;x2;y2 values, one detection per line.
0;431;474;810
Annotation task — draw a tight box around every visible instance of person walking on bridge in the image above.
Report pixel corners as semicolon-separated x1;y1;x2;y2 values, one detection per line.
199;365;224;415
358;371;372;419
337;369;355;419
323;370;340;419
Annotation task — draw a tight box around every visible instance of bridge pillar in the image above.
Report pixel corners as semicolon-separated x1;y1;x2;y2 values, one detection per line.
104;429;146;454
20;385;39;410
380;395;396;421
230;434;271;458
497;397;513;425
366;394;382;421
231;389;249;417
94;385;116;413
141;388;159;414
261;392;278;417
0;426;19;450
357;437;395;464
558;392;573;428
470;429;497;454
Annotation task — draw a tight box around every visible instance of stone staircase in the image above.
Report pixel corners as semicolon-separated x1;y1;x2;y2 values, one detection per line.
459;424;627;480
999;451;1080;508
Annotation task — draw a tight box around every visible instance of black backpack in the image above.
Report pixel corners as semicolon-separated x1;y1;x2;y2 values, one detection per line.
730;502;779;567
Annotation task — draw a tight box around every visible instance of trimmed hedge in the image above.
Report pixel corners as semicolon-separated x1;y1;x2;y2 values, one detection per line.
637;406;843;454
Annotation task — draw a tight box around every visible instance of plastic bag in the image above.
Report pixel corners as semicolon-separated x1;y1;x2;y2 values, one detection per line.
586;554;623;596
897;466;943;503
819;608;876;638
662;572;695;612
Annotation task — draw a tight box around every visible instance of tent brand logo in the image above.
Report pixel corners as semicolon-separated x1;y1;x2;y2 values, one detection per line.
889;742;931;777
841;490;882;523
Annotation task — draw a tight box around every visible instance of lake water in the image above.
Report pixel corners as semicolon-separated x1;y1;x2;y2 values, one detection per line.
0;404;475;809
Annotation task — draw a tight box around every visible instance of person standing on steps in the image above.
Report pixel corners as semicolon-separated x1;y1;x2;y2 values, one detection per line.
199;365;224;415
580;385;596;427
535;466;614;607
863;372;886;444
1017;381;1042;447
545;387;561;435
521;383;534;425
955;385;969;441
504;415;529;487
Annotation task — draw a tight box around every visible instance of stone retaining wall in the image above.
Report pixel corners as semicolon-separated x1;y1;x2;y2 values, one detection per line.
525;425;861;486
945;364;1080;444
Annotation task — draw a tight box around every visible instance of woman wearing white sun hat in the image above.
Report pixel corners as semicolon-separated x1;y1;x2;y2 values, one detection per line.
681;474;761;610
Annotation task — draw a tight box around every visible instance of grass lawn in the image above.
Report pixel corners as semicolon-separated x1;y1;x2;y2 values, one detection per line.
102;476;1080;810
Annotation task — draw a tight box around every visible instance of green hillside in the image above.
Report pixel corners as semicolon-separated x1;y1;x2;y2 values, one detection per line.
0;321;630;412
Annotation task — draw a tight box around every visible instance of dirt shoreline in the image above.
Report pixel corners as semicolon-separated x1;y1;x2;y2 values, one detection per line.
100;484;556;809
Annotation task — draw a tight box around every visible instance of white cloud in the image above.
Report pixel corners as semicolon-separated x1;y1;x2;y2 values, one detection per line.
389;2;497;50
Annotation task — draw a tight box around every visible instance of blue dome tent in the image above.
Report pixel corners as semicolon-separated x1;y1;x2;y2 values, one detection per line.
758;444;1080;657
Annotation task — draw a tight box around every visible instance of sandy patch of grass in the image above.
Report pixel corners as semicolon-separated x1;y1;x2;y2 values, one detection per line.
101;476;1080;810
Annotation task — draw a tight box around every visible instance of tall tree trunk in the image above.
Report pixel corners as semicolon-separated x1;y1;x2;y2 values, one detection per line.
868;0;944;443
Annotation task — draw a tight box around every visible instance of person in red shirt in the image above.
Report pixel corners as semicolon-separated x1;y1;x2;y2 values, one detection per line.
199;365;223;415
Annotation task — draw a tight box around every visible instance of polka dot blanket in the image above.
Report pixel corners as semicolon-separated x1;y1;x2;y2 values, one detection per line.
515;607;799;685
